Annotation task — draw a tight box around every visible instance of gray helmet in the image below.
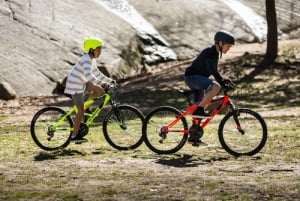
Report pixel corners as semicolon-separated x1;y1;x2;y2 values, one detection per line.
214;30;235;45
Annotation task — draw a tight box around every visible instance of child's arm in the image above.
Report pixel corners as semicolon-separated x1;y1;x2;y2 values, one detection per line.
83;60;114;87
205;59;224;85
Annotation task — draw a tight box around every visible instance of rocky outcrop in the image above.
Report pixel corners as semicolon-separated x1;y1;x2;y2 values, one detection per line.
0;0;299;98
129;0;300;57
0;82;17;100
0;0;137;97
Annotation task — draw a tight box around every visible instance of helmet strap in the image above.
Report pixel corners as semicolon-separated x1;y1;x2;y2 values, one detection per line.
88;49;96;58
217;42;223;59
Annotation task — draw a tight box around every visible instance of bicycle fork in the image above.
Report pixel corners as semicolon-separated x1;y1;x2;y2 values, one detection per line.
113;107;127;130
224;101;245;135
232;109;245;135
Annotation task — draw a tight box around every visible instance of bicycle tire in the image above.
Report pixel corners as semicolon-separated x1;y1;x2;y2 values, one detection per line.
30;107;72;151
143;106;188;154
218;108;267;156
103;105;144;150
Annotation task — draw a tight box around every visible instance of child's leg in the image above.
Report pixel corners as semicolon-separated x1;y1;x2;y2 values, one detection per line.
198;82;220;107
71;104;84;138
86;82;103;100
185;75;218;106
70;93;85;138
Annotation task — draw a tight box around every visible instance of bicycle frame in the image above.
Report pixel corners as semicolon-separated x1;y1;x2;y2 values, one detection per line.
82;93;111;126
164;91;236;135
51;92;112;131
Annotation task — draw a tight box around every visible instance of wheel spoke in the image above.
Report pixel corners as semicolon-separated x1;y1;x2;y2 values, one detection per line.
31;107;72;151
143;106;188;154
218;109;267;156
103;105;144;150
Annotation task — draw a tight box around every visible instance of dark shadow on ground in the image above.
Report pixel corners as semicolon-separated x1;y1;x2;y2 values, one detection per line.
154;154;230;168
91;147;118;155
33;149;85;161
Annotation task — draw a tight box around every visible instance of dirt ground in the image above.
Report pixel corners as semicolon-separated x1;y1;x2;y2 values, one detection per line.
0;40;300;200
0;95;299;201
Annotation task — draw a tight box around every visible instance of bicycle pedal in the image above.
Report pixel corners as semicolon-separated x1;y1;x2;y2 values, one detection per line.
189;140;207;147
188;140;199;145
71;138;88;144
74;141;88;144
192;142;200;147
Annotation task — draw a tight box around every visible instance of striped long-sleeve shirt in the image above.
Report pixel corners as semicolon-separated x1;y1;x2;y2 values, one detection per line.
64;54;113;95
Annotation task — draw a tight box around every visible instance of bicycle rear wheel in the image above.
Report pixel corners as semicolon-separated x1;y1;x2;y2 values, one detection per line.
103;105;144;150
218;108;267;156
30;107;72;151
143;106;188;154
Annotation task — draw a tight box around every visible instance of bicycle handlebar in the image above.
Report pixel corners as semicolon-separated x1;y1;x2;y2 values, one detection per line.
102;82;118;94
223;82;236;92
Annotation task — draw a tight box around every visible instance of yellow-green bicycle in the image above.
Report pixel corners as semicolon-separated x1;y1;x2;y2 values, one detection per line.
30;88;144;151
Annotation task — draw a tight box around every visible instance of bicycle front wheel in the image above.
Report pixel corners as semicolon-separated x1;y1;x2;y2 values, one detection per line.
103;105;144;150
30;107;72;151
218;108;267;156
143;106;188;154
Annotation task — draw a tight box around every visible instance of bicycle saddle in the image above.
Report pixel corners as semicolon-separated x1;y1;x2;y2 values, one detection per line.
177;89;194;96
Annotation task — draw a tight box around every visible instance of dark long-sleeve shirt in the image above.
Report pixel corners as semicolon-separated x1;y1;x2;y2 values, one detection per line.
185;45;223;84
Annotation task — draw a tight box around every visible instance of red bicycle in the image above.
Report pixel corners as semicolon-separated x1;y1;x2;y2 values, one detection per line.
142;84;267;157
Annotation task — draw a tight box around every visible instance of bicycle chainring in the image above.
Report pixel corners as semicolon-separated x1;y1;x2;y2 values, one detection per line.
78;123;89;137
189;124;203;140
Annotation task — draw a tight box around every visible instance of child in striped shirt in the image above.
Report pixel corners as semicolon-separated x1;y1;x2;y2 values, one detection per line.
64;37;116;143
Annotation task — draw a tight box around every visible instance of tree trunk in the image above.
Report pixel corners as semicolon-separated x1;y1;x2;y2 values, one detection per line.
264;0;278;64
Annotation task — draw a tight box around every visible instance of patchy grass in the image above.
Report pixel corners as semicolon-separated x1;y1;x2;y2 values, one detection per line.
0;107;299;200
0;41;299;200
0;115;7;121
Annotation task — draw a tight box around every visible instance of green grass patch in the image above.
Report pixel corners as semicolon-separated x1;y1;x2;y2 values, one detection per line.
0;115;7;121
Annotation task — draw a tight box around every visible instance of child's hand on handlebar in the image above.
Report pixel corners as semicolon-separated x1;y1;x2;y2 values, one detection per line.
223;79;236;90
110;80;118;87
102;80;118;89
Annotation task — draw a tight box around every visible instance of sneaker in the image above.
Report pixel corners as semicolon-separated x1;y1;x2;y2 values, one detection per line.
70;135;88;144
192;107;211;119
188;132;201;143
188;137;201;143
188;135;208;146
189;139;207;147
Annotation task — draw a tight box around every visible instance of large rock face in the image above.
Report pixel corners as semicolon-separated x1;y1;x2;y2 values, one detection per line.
0;0;299;97
129;0;300;58
0;0;137;96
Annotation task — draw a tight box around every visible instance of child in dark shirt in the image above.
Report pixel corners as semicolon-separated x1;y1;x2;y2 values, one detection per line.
184;30;235;119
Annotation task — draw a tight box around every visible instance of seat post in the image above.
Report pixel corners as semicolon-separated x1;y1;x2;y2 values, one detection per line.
187;96;192;106
177;89;194;106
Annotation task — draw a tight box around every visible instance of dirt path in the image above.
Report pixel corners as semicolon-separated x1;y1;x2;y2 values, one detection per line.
0;94;299;200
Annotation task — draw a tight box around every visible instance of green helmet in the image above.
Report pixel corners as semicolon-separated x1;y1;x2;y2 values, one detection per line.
83;37;104;53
